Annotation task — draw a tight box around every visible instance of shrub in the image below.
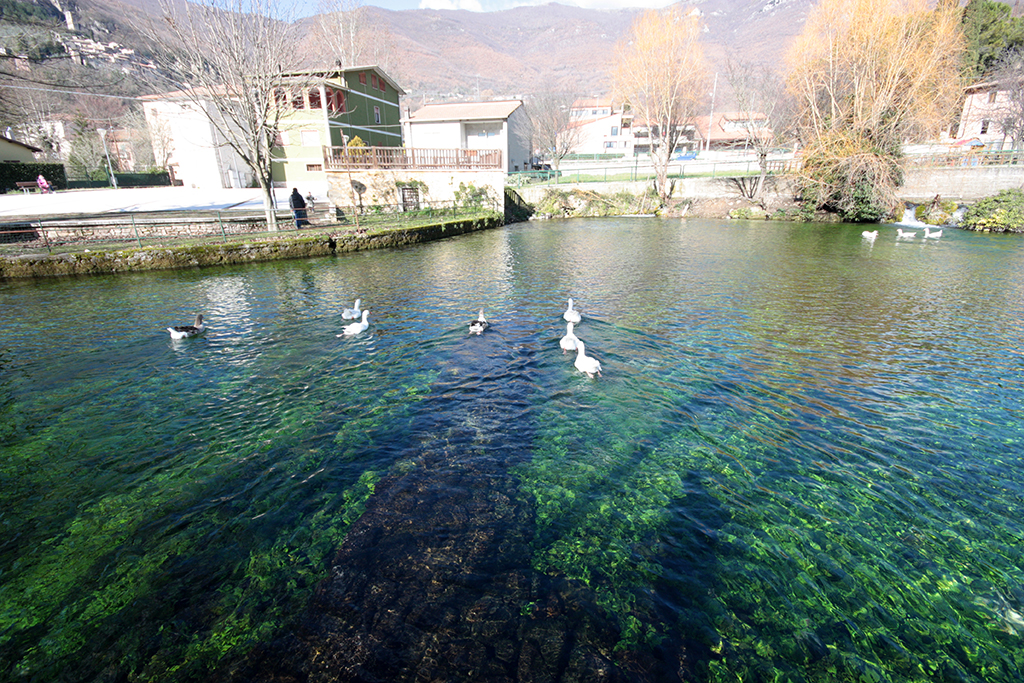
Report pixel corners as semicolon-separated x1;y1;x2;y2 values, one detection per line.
961;189;1024;232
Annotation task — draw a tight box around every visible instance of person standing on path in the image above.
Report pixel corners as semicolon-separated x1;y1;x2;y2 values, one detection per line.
289;188;309;228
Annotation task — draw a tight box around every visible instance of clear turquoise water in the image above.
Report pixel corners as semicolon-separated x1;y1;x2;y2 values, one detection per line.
1;218;1023;682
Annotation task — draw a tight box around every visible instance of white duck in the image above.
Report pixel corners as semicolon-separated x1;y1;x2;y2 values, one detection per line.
469;309;489;335
338;310;369;336
167;314;205;340
342;299;362;319
862;230;878;241
563;298;582;324
574;340;602;378
896;228;916;239
923;226;943;239
559;321;579;354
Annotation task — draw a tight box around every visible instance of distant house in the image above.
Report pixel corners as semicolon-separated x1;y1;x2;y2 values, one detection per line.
403;100;529;173
0;136;42;164
275;66;405;186
566;98;634;157
141;88;255;189
692;112;772;151
956;81;1009;149
141;65;405;190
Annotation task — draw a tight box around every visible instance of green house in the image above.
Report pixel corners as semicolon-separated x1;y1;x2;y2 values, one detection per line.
272;66;405;186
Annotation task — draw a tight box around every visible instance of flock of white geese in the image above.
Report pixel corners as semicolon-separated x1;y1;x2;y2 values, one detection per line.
862;226;943;242
167;296;605;379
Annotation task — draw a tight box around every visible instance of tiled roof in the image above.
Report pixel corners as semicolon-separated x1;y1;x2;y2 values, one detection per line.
406;100;523;122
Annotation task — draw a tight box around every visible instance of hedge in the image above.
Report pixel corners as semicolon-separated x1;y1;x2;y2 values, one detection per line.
0;162;67;193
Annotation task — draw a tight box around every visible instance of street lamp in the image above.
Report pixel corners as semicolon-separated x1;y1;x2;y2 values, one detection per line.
97;128;118;189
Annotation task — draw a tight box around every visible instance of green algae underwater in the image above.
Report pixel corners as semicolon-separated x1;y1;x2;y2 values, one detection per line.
1;217;1023;682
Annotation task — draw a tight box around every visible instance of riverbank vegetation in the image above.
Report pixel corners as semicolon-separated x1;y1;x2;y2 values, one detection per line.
960;188;1024;231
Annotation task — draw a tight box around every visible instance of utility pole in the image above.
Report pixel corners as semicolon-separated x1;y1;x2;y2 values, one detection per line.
705;72;717;153
97;128;118;189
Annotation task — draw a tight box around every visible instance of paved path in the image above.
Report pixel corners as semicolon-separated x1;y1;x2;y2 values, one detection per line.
0;187;296;219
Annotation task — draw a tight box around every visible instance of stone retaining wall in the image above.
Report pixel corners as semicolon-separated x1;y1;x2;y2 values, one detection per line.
0;216;503;279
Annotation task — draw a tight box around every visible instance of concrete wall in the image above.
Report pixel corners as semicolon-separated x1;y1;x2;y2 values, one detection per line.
514;166;1024;206
326;168;506;208
898;166;1024;202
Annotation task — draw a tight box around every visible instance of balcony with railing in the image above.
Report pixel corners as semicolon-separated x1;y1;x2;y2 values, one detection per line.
323;146;503;171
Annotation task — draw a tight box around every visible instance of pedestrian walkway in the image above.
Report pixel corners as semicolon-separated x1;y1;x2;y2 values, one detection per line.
0;186;295;219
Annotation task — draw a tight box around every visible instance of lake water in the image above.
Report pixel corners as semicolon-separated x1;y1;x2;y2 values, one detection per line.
2;218;1023;682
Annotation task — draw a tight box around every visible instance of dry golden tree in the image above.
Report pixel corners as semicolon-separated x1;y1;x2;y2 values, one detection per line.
785;0;965;221
612;6;709;206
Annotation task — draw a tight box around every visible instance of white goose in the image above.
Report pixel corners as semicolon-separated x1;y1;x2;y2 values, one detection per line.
923;226;943;239
563;298;582;324
338;310;369;336
862;230;878;241
469;309;489;335
573;340;602;378
559;321;579;354
167;314;205;340
342;299;362;320
896;228;916;239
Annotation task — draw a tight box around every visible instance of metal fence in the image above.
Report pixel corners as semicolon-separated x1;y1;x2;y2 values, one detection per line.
0;199;501;257
508;149;1024;188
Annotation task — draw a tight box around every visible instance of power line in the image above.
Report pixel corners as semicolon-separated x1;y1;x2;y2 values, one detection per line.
0;83;143;100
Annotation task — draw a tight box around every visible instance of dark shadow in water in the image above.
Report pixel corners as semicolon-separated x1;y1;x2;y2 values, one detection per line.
223;323;704;682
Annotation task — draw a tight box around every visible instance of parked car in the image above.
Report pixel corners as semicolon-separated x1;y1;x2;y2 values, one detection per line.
673;151;699;161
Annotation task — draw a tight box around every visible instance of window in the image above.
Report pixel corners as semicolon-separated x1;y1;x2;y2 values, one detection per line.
603;141;614;148
989;91;998;104
611;126;618;136
291;90;305;109
300;130;319;147
374;106;381;124
359;72;366;85
379;80;385;94
328;90;346;113
308;89;322;109
981;119;990;134
371;74;379;90
306;163;323;172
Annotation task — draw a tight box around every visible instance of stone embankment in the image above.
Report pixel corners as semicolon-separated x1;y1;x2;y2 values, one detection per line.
0;216;503;279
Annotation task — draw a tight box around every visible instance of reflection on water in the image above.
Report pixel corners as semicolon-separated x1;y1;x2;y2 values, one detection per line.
1;218;1023;682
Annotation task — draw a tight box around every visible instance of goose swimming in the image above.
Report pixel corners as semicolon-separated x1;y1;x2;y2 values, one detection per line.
338;310;369;336
574;340;602;378
469;309;489;335
167;314;205;340
862;230;878;240
563;298;582;324
897;228;916;239
559;321;579;354
923;226;943;239
342;299;362;319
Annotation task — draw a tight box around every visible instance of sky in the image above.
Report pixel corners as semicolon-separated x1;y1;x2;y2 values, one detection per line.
297;0;676;14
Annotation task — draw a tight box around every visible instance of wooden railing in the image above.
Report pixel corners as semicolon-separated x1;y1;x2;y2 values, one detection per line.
323;146;503;171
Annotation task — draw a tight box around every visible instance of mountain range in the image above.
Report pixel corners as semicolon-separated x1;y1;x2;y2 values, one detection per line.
15;0;819;109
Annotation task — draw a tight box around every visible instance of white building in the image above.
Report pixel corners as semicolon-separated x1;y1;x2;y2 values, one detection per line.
567;98;633;157
140;89;254;189
403;100;530;173
956;81;1011;149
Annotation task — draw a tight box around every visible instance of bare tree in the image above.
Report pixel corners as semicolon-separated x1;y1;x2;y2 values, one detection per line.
993;48;1024;149
786;0;964;220
146;0;313;230
612;6;709;205
313;0;395;73
726;60;794;208
522;91;584;170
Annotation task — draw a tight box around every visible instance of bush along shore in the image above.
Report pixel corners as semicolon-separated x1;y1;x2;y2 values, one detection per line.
0;215;504;279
